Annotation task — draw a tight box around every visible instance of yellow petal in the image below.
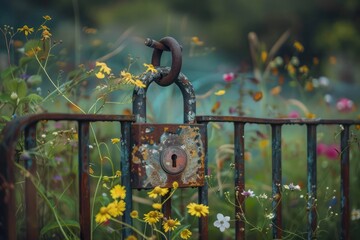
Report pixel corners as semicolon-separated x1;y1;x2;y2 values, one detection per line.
214;90;226;96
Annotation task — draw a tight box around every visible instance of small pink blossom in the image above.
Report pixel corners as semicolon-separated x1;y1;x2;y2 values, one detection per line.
325;144;339;160
336;98;354;112
223;72;235;82
317;143;328;155
288;110;300;118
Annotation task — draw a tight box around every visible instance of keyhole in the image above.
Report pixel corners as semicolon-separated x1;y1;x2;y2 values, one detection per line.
171;154;177;167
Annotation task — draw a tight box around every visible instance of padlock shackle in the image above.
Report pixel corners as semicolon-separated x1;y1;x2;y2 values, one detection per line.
149;37;182;87
133;67;196;124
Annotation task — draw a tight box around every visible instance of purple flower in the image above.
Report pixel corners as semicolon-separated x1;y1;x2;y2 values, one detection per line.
53;175;63;182
241;189;255;198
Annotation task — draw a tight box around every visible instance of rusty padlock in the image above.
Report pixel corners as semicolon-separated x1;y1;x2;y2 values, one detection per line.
130;38;206;189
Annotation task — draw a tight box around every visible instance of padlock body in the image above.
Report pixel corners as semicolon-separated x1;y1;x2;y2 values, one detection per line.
131;123;206;189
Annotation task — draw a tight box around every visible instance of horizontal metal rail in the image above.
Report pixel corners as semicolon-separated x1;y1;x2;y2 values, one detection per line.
0;113;135;240
196;115;359;240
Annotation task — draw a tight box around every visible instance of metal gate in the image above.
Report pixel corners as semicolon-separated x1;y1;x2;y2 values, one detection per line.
0;37;358;240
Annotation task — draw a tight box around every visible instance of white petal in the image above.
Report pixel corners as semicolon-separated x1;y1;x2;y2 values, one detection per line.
224;216;230;221
214;220;220;227
220;226;225;232
224;221;230;228
217;213;224;220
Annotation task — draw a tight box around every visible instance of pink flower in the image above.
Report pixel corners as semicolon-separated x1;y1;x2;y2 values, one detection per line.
336;98;354;112
317;143;328;155
223;72;235;82
288;110;300;118
325;144;339;160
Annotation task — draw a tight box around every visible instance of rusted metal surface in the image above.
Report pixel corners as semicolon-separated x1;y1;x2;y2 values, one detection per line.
0;113;134;240
147;37;182;87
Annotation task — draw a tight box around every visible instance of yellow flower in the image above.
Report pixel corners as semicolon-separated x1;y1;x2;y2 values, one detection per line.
305;81;314;92
39;25;50;31
125;235;137;240
163;218;181;232
115;170;121;177
286;64;296;75
95;206;111;224
43;15;52;20
110;184;126;200
89;167;94;175
143;210;163;224
148;186;169;198
186;203;209;217
299;65;309;74
258;139;269;149
130;210;139;219
214;90;226;96
41;29;52;40
306;112;316;119
111;138;120;144
107;200;126;217
95;61;111;79
143;63;157;73
18;25;34;36
172;181;179;189
261;50;268;63
134;80;146;88
180;229;192;239
120;71;146;88
293;41;304;52
152;203;162;210
191;36;204;46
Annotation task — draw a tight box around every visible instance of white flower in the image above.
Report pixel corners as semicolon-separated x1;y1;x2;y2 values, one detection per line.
265;213;275;219
319;76;329;87
10;92;18;100
213;213;230;232
351;209;360;221
241;189;255;198
258;193;268;199
283;183;301;191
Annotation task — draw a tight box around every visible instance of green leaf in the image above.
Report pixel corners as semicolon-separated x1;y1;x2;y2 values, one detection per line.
40;220;80;237
1;115;11;122
19;93;43;104
3;78;27;98
0;94;12;104
0;66;20;80
19;56;34;67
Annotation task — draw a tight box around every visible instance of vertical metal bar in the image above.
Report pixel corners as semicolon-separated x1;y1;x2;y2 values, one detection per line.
78;121;91;240
199;123;208;240
24;123;39;240
234;123;245;240
340;124;350;240
121;121;133;238
307;124;317;239
271;124;282;239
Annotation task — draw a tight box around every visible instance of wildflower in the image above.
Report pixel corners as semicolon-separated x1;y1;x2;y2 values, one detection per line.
351;209;360;221
261;50;268;63
18;25;34;36
152;203;162;210
95;61;111;79
241;189;255;198
223;72;235;82
143;63;157;73
95;206;111;224
125;235;137;240
110;185;126;200
265;212;275;219
211;101;221;113
283;183;301;191
180;229;192;239
274;56;284;66
325;144;339;160
336;98;354;112
148;186;169;198
306;112;316;119
213;213;230;232
10;92;18;100
270;86;281;95
305;82;314;92
89;167;94;175
41;29;52;40
317;143;328;155
107;200;126;217
127;211;138;220
191;36;204;46
286;64;296;75
293;41;304;52
299;65;309;74
120;71;146;88
252;91;263;101
288;110;300;118
143;210;163;224
43;15;52;20
187;203;209;217
214;90;226;96
258;193;268;199
172;181;179;189
111;138;120;144
115;170;121;177
163;217;181;232
258;139;269;150
319;76;329;87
